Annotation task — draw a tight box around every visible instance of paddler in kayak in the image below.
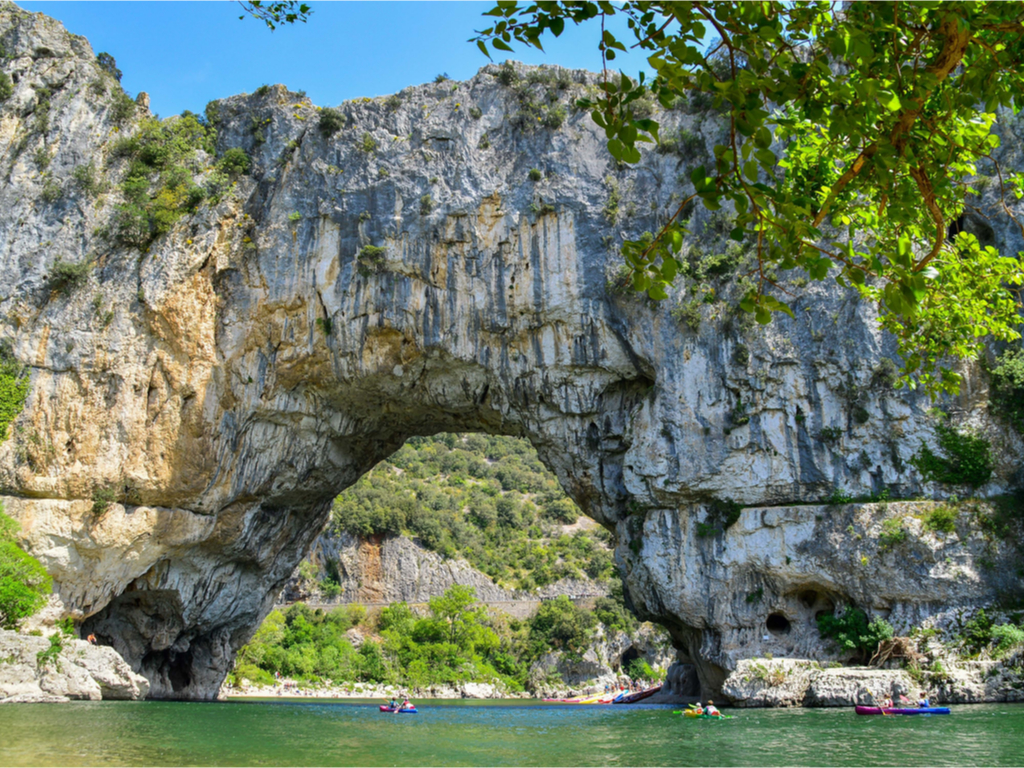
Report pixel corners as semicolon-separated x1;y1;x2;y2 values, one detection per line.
917;691;930;708
705;700;722;718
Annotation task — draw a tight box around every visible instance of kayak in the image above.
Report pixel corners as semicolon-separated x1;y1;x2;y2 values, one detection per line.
546;692;619;704
855;706;950;716
674;710;734;720
614;685;662;704
379;705;418;713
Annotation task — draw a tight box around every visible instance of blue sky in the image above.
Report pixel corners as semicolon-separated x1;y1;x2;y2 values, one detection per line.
20;1;651;117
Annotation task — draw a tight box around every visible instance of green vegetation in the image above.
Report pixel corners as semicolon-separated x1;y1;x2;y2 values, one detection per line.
826;488;854;506
922;505;958;535
878;518;907;552
419;194;433;216
657;126;703;159
331;434;614;591
528;168;543;182
817;426;843;444
0;345;29;442
109;114;218;248
989;349;1024;434
218;147;251;177
48;259;91;294
475;3;1024;395
357;132;378;153
108;89;137;126
91;487;117;517
95;51;122;81
318;108;345;138
493;63;572;132
40;178;61;203
72;162;103;197
911;424;993;489
232;584;647;690
356;245;386;277
816;608;893;661
0;71;12;102
0;505;52;630
958;609;1024;659
670;298;702;332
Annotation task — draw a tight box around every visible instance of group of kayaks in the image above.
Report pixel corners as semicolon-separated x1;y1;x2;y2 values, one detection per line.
377;695;950;718
542;684;662;705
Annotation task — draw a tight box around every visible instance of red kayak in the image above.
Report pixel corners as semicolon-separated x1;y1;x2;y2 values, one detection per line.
855;705;950;716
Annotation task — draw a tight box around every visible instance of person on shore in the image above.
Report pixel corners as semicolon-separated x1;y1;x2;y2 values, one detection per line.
705;700;721;718
918;691;930;708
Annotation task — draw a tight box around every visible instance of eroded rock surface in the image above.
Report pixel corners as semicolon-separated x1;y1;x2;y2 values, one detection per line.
0;5;1020;699
0;629;149;703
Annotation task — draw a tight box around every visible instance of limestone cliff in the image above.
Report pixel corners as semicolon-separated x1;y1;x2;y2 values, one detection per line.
283;530;609;607
0;5;1020;699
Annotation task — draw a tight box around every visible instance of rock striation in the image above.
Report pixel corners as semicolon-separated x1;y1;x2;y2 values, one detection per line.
0;4;1020;699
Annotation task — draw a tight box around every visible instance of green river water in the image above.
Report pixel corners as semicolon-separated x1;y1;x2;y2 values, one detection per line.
0;699;1021;766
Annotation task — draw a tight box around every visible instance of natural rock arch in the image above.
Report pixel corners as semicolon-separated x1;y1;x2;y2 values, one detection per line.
1;8;1020;700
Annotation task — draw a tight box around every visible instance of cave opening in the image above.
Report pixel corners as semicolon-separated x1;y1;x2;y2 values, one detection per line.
620;646;640;670
766;613;791;635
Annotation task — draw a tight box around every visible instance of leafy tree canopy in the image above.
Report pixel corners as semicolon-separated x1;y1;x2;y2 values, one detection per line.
238;1;312;31
474;1;1024;394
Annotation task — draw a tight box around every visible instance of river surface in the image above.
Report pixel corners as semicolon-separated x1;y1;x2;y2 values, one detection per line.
0;698;1021;766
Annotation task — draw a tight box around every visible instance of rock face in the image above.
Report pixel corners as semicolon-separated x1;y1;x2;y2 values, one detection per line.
722;656;1024;707
529;622;677;695
0;629;149;703
0;5;1020;699
286;531;524;604
283;529;610;606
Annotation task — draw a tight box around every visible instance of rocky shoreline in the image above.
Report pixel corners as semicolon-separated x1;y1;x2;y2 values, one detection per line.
721;655;1024;708
0;629;149;703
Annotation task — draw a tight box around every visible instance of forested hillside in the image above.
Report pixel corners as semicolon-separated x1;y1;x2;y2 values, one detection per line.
328;434;615;592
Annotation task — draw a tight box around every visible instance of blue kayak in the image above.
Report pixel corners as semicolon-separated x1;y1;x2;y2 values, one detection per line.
379;705;418;713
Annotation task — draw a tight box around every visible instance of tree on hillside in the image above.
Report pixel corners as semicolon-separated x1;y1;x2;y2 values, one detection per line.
428;584;488;647
473;1;1024;394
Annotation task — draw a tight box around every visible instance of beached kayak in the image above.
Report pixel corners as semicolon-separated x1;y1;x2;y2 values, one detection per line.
379;705;418;713
855;706;950;716
614;685;662;704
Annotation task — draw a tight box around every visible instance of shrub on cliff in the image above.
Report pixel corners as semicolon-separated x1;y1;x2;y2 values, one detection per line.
911;424;993;490
0;72;13;102
0;505;52;630
816;608;893;662
318;108;345;138
217;147;251;177
0;344;30;442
